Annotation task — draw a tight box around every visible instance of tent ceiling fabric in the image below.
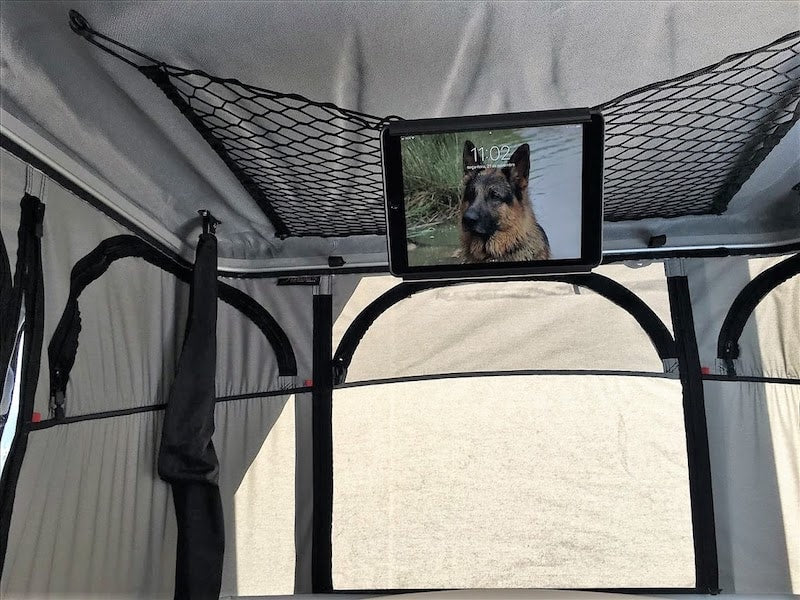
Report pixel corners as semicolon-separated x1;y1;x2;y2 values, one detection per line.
1;2;799;268
64;16;800;239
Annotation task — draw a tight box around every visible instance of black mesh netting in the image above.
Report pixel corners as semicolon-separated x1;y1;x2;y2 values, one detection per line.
71;12;799;237
138;64;393;238
598;31;800;221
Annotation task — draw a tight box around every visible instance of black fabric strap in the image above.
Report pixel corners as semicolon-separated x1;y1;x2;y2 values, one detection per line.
333;273;677;384
311;293;333;592
667;275;720;593
48;235;297;419
0;227;16;405
0;195;46;578
717;252;800;375
0;231;11;333
170;484;225;599
158;232;224;599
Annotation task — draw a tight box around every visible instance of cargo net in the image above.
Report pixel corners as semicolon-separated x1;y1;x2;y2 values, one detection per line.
71;12;799;236
138;65;393;238
598;31;800;221
70;11;393;239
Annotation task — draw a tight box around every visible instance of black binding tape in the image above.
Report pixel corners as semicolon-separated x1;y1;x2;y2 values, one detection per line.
667;274;720;594
311;292;334;592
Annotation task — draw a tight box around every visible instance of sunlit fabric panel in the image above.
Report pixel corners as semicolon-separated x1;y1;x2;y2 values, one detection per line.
332;374;694;589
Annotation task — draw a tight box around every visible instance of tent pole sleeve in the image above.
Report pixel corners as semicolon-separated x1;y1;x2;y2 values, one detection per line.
311;278;334;592
666;263;720;594
0;194;45;578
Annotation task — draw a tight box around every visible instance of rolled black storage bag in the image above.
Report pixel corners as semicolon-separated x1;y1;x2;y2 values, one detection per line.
158;230;224;600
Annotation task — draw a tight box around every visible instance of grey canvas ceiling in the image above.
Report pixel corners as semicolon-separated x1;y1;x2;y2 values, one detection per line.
1;1;798;271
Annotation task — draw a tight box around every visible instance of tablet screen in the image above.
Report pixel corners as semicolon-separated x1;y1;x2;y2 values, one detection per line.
401;124;583;266
383;110;603;279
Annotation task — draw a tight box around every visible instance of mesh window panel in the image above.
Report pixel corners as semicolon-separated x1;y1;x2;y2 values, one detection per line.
72;16;799;238
727;271;800;379
332;375;695;589
685;255;800;378
333;264;674;383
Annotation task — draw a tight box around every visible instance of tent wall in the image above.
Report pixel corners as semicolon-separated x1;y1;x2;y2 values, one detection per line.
332;375;695;589
328;272;696;590
1;144;798;595
685;256;799;593
326;263;799;593
0;148;314;597
3;397;299;597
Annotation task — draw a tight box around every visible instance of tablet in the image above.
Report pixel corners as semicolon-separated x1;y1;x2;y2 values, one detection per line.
382;109;604;279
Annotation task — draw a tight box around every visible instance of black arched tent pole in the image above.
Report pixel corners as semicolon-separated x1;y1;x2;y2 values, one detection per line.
717;252;800;375
332;273;677;384
48;234;297;419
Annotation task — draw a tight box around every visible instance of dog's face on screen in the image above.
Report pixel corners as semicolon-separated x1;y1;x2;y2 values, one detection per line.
459;140;550;262
460;141;531;239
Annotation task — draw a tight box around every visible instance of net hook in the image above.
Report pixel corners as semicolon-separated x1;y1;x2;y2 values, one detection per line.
68;10;91;38
198;209;221;235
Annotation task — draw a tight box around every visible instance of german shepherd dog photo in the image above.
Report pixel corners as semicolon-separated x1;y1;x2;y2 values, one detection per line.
460;141;551;262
